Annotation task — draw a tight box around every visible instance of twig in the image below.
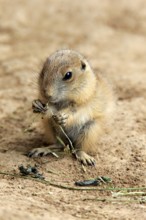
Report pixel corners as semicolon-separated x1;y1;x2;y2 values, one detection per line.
1;171;146;192
98;176;106;184
1;170;146;205
58;125;75;153
56;136;66;147
49;105;74;153
0;171;94;190
47;169;59;175
112;191;146;197
83;197;146;204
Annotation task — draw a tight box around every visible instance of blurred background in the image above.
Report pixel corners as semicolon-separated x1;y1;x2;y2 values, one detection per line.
0;0;146;114
0;0;146;107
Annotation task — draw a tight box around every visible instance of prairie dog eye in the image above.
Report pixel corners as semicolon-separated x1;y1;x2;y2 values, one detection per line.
63;71;72;81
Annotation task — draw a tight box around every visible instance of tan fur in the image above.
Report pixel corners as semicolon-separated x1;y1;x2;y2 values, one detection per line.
31;49;115;165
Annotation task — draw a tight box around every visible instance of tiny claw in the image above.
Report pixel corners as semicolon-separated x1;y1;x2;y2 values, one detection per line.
32;99;47;113
27;146;60;158
27;152;34;158
75;150;96;166
39;152;44;157
88;159;96;166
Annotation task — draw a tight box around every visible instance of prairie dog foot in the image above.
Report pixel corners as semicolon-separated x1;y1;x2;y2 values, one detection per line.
75;150;96;166
27;144;63;158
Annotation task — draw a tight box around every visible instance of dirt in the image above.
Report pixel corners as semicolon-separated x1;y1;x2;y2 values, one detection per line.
0;0;146;219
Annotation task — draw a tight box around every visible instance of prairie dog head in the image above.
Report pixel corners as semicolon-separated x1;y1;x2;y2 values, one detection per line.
39;49;97;105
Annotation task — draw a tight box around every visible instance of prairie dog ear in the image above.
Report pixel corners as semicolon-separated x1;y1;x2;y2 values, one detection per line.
81;60;86;71
40;58;50;79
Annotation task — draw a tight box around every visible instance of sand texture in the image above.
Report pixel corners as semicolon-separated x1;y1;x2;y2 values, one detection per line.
0;0;146;219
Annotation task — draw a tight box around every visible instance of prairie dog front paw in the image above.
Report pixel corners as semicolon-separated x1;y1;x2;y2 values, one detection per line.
32;99;48;113
32;99;57;118
52;112;69;126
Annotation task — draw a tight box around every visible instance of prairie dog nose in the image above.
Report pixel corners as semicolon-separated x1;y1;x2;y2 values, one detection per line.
48;95;53;101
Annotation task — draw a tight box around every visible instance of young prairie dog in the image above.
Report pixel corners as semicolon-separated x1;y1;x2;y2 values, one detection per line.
28;49;114;166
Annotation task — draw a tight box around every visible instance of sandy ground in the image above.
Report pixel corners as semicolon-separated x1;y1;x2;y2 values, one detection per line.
0;0;146;219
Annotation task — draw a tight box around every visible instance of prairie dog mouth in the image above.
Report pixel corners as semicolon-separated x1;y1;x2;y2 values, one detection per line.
49;99;58;104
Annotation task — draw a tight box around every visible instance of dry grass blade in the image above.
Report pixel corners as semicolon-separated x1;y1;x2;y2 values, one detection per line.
112;191;146;197
1;171;146;192
58;125;75;153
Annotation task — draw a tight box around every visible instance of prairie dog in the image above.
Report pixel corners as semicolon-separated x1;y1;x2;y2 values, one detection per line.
29;49;114;165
